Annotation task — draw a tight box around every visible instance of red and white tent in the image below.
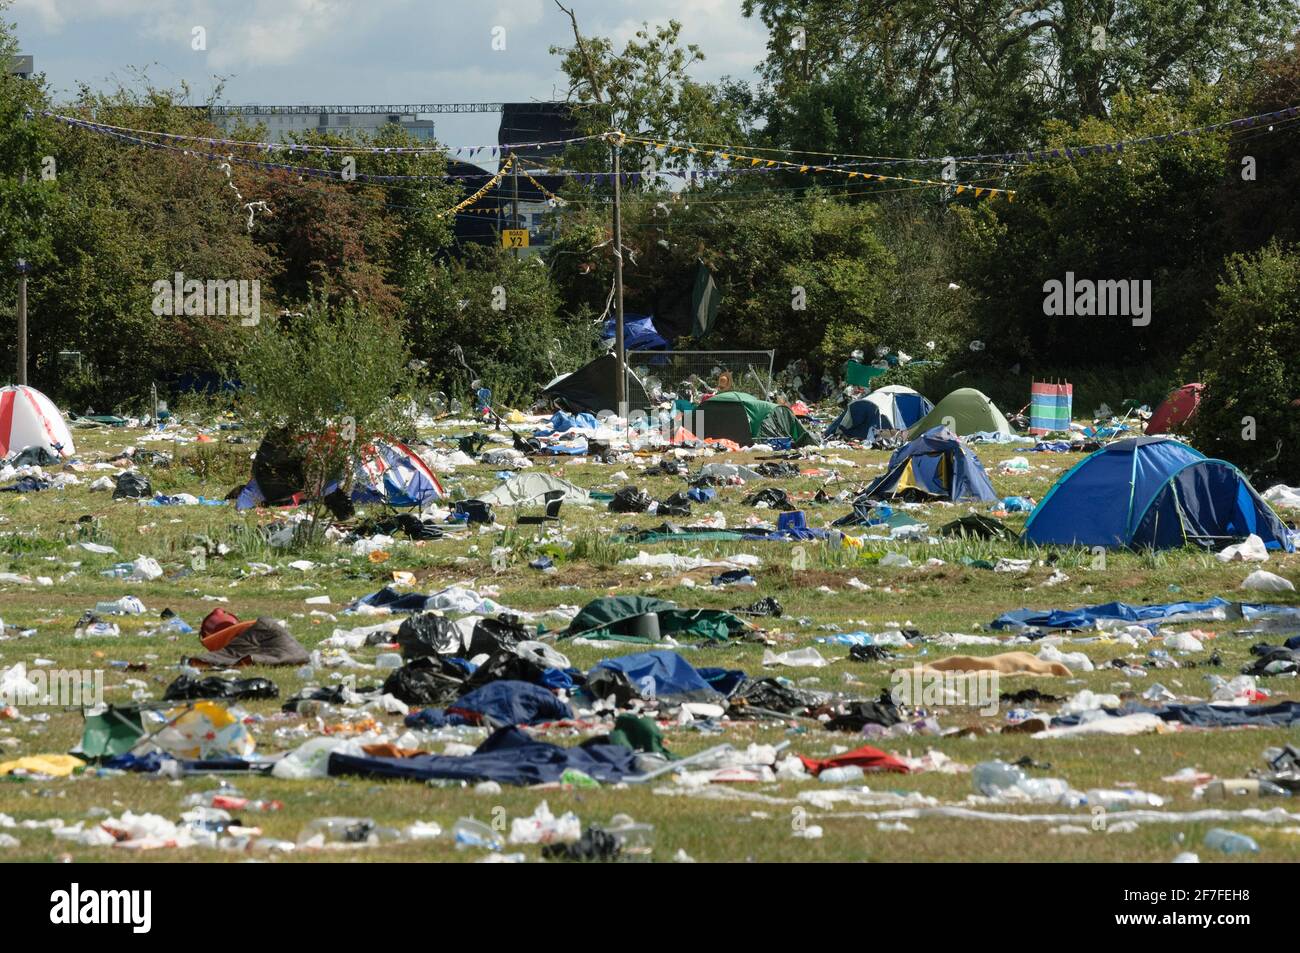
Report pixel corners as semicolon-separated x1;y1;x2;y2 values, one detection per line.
0;385;76;459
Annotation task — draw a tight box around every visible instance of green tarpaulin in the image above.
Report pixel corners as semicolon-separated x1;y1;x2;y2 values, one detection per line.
564;595;747;643
845;361;888;387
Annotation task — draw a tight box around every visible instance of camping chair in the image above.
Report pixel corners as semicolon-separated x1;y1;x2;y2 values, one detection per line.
517;490;565;525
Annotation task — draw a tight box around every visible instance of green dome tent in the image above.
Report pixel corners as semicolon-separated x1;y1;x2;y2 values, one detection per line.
696;391;819;447
908;387;1012;438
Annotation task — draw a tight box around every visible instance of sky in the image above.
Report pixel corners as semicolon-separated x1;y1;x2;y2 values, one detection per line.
8;0;771;153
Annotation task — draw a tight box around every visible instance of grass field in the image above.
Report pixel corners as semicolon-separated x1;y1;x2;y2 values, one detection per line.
1;416;1298;862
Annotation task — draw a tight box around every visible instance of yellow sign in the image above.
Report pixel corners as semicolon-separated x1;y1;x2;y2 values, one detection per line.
502;229;529;249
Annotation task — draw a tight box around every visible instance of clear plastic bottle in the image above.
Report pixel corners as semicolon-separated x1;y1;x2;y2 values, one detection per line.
818;765;865;784
972;760;1026;796
1203;828;1260;854
298;817;381;846
452;817;503;851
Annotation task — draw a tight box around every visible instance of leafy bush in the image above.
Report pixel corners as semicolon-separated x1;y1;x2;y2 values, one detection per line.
1185;242;1300;482
235;296;416;541
405;245;601;408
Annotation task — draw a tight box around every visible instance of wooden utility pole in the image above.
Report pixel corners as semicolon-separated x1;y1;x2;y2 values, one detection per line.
610;134;626;409
16;169;27;386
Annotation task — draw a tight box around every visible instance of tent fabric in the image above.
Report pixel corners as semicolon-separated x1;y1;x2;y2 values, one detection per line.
798;744;910;776
444;680;573;727
1146;383;1203;435
1052;700;1300;729
864;426;998;502
844;361;888;387
602;314;670;351
564;596;747;643
184;618;310;667
237;436;442;511
825;386;933;440
327;725;641;785
691;263;720;337
351;441;445;507
991;596;1232;631
1022;437;1291;551
474;472;591;508
584;650;722;704
543;354;650;414
699;391;818;448
0;385;75;460
908;388;1011;438
696;399;754;446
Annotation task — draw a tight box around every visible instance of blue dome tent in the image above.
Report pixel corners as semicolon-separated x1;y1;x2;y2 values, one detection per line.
863;426;998;502
826;385;934;440
1023;437;1292;551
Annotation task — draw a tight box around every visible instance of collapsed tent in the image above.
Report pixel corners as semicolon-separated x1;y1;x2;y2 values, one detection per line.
696;391;818;448
583;651;722;704
542;354;650;414
1146;383;1203;435
235;431;443;511
825;385;934;440
1022;437;1292;551
0;384;75;460
564;596;749;643
352;441;445;507
328;725;641;786
908;387;1011;438
863;426;998;502
473;472;591;508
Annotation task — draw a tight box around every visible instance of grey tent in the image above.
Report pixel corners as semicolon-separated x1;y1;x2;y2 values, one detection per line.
543;354;649;414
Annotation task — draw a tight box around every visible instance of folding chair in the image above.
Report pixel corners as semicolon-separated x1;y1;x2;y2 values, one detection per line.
518;490;565;525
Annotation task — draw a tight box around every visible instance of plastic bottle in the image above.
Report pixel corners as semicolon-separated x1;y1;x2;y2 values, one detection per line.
972;760;1027;796
818;765;865;784
375;652;403;670
1203;828;1260;854
298;817;381;846
186;792;284;812
606;813;655;861
452;817;503;851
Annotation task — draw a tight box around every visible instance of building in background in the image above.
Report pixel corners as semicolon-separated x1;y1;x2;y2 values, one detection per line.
209;104;437;143
8;54;34;78
494;103;577;255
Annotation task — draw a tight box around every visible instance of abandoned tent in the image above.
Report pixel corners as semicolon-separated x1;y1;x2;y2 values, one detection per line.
1022;436;1291;550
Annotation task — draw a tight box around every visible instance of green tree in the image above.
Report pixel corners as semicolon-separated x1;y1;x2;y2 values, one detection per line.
1184;242;1300;482
235;296;416;543
550;4;748;174
405;245;601;408
745;0;1297;154
952;93;1232;371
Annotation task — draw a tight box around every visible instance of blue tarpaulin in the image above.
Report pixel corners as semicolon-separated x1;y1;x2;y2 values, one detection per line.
991;596;1232;631
404;680;572;728
328;726;642;785
584;650;721;703
602;314;670;351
